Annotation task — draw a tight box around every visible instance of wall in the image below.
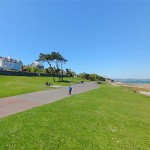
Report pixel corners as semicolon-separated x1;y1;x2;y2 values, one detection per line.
0;70;68;77
0;71;51;76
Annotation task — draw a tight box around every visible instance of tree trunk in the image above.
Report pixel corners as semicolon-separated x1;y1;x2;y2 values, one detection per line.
50;67;55;82
61;71;64;81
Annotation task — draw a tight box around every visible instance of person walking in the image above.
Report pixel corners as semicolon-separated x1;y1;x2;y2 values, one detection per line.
68;86;72;95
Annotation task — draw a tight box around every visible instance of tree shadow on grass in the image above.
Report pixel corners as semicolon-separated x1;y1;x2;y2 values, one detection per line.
55;80;73;83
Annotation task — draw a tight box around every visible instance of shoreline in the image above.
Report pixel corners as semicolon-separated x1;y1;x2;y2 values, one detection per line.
111;81;150;97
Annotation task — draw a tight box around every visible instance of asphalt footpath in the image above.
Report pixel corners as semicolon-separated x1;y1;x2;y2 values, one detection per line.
0;82;99;118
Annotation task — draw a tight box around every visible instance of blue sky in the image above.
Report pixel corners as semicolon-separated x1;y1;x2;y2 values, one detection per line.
0;0;150;79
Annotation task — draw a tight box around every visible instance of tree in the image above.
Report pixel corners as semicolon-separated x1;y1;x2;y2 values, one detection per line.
31;67;39;73
51;52;67;81
37;52;67;81
23;65;32;72
78;72;105;81
37;53;55;81
66;69;75;77
78;72;90;80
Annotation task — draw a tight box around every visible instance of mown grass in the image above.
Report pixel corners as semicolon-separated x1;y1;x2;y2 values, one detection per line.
0;85;149;149
0;75;83;98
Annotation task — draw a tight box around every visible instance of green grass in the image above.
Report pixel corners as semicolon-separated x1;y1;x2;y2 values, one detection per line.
0;75;83;98
0;85;149;149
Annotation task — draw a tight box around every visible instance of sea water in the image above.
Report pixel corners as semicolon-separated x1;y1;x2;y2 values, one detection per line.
114;79;150;84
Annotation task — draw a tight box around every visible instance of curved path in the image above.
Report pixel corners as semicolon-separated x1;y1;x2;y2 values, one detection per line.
0;82;99;118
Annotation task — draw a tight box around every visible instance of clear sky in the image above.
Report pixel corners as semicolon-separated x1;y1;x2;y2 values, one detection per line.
0;0;150;79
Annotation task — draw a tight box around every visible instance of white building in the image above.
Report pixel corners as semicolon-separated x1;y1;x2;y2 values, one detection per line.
30;61;44;70
0;56;23;71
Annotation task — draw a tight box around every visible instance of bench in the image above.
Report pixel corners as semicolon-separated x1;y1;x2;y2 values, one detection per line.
45;82;52;86
81;81;84;84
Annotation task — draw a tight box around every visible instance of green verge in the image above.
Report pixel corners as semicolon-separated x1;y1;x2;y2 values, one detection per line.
0;85;150;149
0;76;83;98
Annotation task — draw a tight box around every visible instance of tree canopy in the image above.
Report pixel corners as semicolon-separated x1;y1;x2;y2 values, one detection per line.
37;52;67;81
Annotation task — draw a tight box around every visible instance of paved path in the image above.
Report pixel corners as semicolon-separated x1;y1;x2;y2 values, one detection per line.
0;82;99;118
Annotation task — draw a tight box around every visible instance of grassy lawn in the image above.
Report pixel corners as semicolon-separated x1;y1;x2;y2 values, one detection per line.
0;85;149;149
0;75;82;98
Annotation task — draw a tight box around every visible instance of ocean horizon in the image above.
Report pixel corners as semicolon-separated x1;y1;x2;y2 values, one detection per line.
114;79;150;84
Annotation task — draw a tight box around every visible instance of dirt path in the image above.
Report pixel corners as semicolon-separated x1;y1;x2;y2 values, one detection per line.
0;82;99;118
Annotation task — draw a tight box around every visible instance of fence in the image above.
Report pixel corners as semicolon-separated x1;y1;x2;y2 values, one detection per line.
0;70;52;77
0;70;69;77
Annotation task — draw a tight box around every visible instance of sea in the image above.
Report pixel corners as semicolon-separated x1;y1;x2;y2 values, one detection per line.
114;79;150;84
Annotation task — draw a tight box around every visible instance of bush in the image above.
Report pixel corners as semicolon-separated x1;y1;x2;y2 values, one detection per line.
97;81;102;84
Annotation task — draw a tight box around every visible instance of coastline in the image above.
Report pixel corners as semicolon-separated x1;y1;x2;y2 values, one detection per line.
111;81;150;97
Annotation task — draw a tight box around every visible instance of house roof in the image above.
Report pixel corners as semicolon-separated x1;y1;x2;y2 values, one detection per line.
0;56;22;63
30;61;43;67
